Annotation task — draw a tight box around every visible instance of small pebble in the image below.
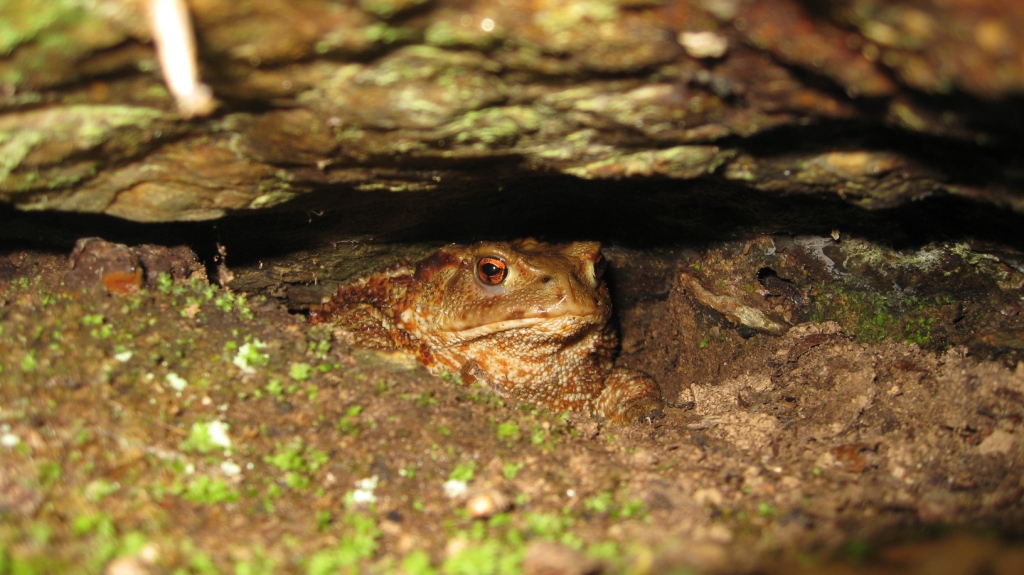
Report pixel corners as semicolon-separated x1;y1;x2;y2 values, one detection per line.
466;489;510;519
678;30;729;59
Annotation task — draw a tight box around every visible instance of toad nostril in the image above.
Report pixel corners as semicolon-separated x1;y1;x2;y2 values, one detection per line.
540;276;552;284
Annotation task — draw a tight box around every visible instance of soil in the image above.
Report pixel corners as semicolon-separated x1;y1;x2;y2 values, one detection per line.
2;208;1024;574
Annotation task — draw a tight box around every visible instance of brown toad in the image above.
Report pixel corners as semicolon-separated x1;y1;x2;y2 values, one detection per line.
309;239;662;424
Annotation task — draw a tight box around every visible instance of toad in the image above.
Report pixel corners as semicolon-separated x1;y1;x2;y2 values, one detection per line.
309;239;662;424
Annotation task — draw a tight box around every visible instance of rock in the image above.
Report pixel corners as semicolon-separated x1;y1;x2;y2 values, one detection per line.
1;0;1024;221
65;238;205;294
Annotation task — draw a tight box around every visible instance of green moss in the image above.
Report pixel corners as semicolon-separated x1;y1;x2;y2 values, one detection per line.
448;461;476;483
180;476;240;504
335;405;365;436
442;539;520;575
502;462;524;481
180;421;232;455
0;106;170;194
496;421;521;443
757;502;777;518
9;512;150;573
19;350;37;373
564;145;734;179
0;0;84;55
84;478;120;502
306;513;381;574
584;492;648;521
265;440;329;491
363;22;417;45
810;285;950;346
401;549;436;575
429;503;642;575
404;390;439;409
443;107;542;147
232;338;269;371
904;316;935;345
248;186;297;210
289;362;314;381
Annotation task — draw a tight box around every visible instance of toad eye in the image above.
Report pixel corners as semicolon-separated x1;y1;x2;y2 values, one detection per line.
593;252;607;280
477;256;508;285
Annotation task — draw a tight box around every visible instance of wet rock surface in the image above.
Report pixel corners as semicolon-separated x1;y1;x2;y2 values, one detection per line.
1;0;1024;221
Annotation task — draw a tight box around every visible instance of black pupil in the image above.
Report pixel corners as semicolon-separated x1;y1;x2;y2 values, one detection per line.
482;262;501;278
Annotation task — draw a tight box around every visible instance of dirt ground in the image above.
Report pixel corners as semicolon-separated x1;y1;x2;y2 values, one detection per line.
2;222;1024;574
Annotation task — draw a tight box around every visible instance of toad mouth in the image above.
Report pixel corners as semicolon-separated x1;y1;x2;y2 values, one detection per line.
446;314;600;339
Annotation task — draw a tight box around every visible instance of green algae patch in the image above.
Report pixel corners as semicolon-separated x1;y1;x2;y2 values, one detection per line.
564;146;736;180
0;0;126;89
801;239;1013;349
0;105;177;197
668;235;1024;362
312;46;506;131
436;106;543;148
809;287;953;346
0;0;81;55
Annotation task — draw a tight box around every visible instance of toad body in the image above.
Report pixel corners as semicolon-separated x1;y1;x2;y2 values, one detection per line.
309;239;662;424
